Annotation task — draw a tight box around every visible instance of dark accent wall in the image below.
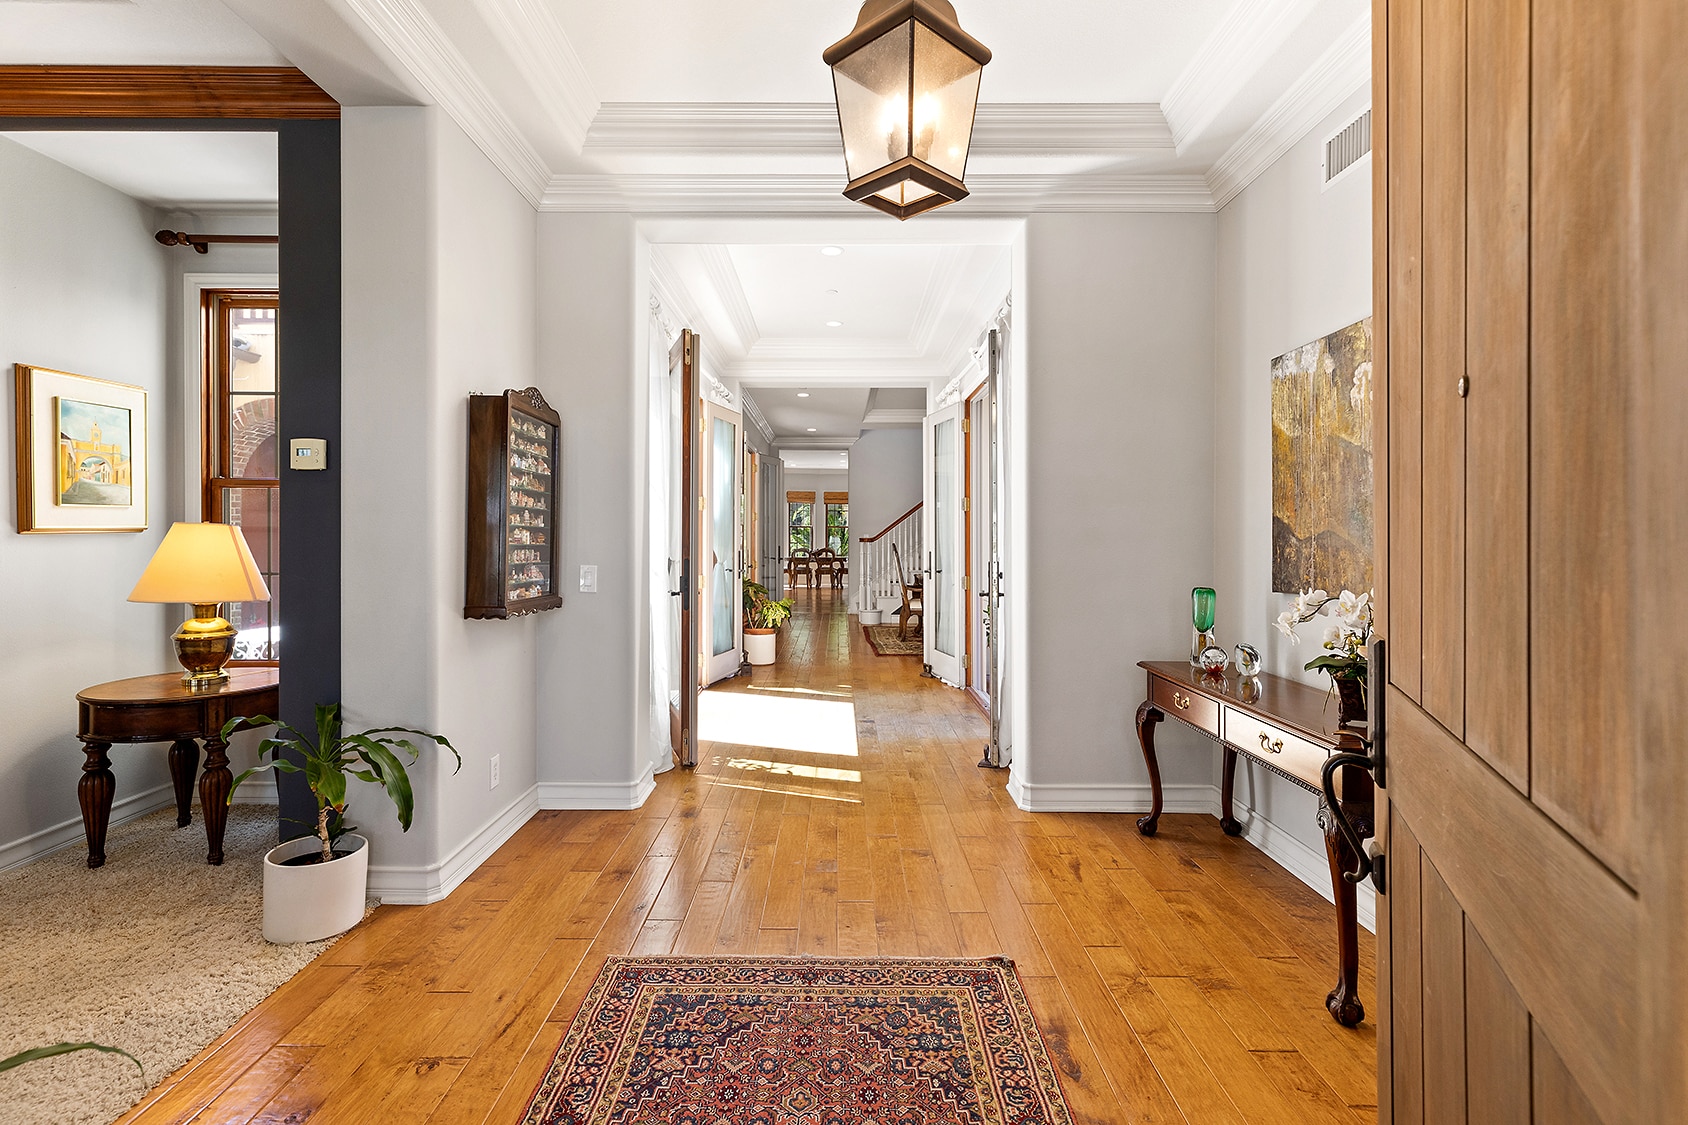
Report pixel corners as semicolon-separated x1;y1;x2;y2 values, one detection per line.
0;115;342;841
276;119;342;836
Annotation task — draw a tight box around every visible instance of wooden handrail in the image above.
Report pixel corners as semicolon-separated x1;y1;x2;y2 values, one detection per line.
860;502;923;543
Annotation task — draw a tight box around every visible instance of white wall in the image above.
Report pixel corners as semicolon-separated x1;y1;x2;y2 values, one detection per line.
0;136;176;868
847;427;922;607
1214;90;1374;919
1010;212;1219;811
532;212;651;807
341;107;541;902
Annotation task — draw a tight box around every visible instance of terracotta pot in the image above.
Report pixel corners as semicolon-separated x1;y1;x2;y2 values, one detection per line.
1334;676;1367;727
262;833;368;944
744;627;777;665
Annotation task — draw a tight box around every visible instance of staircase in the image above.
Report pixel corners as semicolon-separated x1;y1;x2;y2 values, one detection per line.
856;503;922;618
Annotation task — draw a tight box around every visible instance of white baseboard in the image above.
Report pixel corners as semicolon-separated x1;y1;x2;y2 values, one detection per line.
0;783;176;873
1005;774;1374;934
366;784;540;905
1005;774;1217;815
537;763;657;810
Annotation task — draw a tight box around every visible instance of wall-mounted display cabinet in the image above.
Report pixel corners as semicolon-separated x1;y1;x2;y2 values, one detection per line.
465;387;562;618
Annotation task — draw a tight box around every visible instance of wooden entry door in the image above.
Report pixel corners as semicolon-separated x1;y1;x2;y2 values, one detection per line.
670;329;701;768
1372;0;1688;1120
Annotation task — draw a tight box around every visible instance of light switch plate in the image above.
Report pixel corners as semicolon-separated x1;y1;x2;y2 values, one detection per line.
489;754;500;790
579;565;598;593
290;438;328;471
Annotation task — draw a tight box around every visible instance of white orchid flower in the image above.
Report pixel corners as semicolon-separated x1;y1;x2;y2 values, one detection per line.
1322;622;1346;649
1275;610;1299;641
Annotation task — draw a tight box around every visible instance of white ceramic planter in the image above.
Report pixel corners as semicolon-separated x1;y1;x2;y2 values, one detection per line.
859;609;883;625
744;628;777;665
262;833;369;944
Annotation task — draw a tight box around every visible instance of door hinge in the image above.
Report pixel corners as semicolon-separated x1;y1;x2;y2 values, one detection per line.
963;417;970;433
963;497;969;512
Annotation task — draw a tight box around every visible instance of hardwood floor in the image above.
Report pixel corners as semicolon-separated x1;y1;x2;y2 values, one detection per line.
120;587;1376;1124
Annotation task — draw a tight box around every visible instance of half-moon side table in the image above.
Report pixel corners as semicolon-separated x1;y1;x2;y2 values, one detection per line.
76;667;279;867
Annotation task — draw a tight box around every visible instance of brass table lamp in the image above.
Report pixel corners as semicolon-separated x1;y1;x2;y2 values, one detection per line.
128;522;272;689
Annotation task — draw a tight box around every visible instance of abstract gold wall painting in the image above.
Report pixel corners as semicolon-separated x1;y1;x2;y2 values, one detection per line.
1271;319;1373;594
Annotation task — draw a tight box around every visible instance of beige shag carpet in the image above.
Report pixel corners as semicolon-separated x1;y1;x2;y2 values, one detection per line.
0;803;362;1125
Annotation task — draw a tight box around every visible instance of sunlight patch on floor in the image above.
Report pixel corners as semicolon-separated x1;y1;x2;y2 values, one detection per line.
744;684;854;700
708;780;863;804
699;689;858;757
724;757;862;783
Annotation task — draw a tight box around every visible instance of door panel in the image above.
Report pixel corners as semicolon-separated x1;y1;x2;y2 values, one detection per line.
1463;920;1530;1125
1420;0;1465;734
1529;0;1636;885
1385;0;1424;702
1418;858;1466;1121
1388;814;1424;1125
923;402;964;686
702;401;743;686
1463;0;1530;789
670;329;701;768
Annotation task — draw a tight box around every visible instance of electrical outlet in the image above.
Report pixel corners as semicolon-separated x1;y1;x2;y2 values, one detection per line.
489;754;500;790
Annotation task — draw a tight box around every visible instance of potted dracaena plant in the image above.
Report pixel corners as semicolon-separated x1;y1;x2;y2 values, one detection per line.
742;579;795;666
223;703;459;943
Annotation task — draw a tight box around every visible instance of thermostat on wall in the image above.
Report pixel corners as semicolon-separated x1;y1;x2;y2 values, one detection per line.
290;438;328;470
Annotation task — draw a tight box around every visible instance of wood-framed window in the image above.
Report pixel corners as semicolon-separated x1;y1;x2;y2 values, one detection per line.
823;492;849;554
202;290;280;663
787;490;815;555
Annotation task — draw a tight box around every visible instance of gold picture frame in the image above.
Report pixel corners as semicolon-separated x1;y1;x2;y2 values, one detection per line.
14;364;149;533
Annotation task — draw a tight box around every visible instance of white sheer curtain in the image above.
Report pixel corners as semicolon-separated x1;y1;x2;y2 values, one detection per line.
647;310;679;775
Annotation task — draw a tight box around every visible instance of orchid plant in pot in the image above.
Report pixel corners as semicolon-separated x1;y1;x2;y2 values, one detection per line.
1275;588;1374;726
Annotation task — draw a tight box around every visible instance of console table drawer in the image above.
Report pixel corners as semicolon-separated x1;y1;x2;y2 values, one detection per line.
1222;708;1328;789
1150;674;1220;736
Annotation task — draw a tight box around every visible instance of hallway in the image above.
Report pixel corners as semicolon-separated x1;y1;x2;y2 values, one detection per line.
120;588;1377;1125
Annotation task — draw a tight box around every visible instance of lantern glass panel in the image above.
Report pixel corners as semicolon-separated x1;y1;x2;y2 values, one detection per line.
911;21;982;179
831;22;915;181
875;181;937;206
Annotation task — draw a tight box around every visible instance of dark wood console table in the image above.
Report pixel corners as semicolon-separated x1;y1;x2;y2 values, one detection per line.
76;667;279;867
1135;660;1375;1027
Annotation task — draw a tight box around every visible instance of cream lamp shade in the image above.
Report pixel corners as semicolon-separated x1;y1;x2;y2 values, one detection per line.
128;522;271;605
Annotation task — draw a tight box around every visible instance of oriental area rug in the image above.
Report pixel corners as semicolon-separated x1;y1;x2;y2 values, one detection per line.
863;623;924;656
522;956;1075;1125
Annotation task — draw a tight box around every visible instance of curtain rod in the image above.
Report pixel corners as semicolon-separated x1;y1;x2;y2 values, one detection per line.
155;229;278;254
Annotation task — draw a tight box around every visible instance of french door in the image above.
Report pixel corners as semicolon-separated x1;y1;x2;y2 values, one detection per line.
670;329;700;768
701;398;744;686
1369;0;1687;1119
922;402;965;686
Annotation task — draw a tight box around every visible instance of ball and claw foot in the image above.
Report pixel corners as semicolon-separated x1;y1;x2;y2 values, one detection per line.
1326;983;1365;1027
1220;816;1243;837
1136;814;1158;836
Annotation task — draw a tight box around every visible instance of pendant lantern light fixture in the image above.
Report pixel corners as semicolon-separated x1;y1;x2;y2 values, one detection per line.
823;0;991;220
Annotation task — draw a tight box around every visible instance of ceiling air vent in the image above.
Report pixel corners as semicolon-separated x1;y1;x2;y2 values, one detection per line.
1322;108;1372;191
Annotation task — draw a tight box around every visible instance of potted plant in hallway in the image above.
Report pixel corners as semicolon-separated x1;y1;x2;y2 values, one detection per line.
224;703;459;943
742;579;794;666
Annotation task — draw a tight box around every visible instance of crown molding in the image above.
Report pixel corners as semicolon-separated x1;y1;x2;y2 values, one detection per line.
747;339;925;362
539;172;1214;213
464;0;599;150
337;0;550;204
740;389;776;443
698;244;761;352
726;359;942;386
773;435;859;450
1206;11;1371;210
583;101;1172;156
1161;0;1325;150
860;407;925;428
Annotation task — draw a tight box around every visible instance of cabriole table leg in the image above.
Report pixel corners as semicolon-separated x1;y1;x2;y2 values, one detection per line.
1135;700;1165;836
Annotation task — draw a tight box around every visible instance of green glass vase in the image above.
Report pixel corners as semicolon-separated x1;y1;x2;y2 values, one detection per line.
1191;587;1217;666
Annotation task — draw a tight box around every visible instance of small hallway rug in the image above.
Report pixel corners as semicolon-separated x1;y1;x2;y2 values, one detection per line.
0;804;359;1125
521;955;1075;1125
863;623;923;656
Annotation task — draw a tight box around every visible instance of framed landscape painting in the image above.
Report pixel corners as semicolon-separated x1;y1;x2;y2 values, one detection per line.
13;364;149;533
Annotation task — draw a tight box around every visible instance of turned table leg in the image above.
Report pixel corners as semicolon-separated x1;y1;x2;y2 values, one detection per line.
199;733;233;865
1135;700;1165;836
1219;747;1244;837
79;741;115;868
168;738;200;828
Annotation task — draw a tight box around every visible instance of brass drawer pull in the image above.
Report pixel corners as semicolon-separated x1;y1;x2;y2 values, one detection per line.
1172;691;1192;711
1258;731;1284;754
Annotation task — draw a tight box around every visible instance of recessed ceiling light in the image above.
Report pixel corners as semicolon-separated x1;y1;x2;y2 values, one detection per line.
807;427;818;432
826;288;839;295
797;391;810;398
821;246;843;256
826;321;843;328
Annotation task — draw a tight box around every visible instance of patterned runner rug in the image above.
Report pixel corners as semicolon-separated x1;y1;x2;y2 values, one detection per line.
863;623;923;656
522;956;1075;1125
